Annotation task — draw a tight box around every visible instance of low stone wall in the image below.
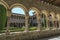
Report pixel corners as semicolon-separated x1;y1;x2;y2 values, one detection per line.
0;29;60;40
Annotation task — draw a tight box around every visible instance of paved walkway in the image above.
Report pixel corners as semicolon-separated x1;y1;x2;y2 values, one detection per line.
39;35;60;40
0;29;60;40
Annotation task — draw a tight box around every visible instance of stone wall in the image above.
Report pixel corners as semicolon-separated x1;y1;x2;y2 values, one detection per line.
0;29;60;40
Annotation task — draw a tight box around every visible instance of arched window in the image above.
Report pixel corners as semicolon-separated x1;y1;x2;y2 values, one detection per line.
11;7;25;29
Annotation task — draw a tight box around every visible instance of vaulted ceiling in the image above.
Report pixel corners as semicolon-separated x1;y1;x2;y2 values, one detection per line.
41;0;60;6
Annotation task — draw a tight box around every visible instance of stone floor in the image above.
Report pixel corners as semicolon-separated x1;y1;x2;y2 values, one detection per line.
39;35;60;40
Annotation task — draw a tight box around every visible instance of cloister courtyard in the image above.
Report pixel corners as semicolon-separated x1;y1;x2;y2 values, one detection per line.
0;0;60;40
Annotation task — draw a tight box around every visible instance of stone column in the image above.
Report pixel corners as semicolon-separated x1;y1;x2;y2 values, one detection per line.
42;10;49;30
50;12;55;29
6;9;11;35
44;12;49;30
54;15;58;29
53;16;57;29
59;20;60;29
46;15;49;30
52;19;55;29
55;15;58;28
25;13;29;32
51;15;54;29
58;14;60;29
37;13;41;31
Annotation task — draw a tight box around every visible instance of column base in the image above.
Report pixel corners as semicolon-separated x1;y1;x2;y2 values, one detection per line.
24;29;29;32
58;28;60;30
37;28;40;31
52;28;57;30
45;28;49;30
36;29;40;31
5;30;10;35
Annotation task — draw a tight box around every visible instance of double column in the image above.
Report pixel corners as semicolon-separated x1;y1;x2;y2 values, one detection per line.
46;15;49;30
6;9;11;35
59;18;60;29
57;14;60;29
25;12;29;32
37;13;41;31
43;11;49;30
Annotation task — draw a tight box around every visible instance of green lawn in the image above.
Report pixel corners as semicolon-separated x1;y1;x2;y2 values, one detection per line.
0;27;37;33
0;27;54;33
29;27;37;31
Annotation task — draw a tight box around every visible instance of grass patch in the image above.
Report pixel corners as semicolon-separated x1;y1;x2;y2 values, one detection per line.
9;27;25;32
29;27;37;31
0;26;53;33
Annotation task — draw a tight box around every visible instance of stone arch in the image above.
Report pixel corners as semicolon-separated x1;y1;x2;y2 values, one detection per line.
0;0;10;17
10;3;29;32
29;7;41;30
56;14;60;21
41;10;49;16
55;14;60;28
41;10;49;28
29;7;40;23
48;12;54;28
29;7;40;14
0;0;9;9
0;3;8;31
50;12;57;28
10;3;28;14
29;7;41;21
0;0;11;35
50;12;55;19
56;14;60;28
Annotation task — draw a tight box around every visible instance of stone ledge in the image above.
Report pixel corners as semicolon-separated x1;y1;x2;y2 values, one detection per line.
0;29;60;40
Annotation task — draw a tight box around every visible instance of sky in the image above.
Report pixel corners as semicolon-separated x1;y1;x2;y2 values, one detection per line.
12;7;35;16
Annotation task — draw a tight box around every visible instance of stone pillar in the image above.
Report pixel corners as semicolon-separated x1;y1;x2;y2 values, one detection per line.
51;16;54;29
25;13;29;32
37;13;41;31
53;16;57;29
46;15;49;30
58;14;60;29
6;9;11;35
54;15;57;28
54;15;58;29
42;10;49;30
59;20;60;29
50;12;55;29
45;12;49;30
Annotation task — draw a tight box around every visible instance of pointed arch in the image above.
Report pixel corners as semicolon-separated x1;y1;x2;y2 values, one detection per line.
29;7;40;15
56;14;60;20
41;10;49;16
0;0;9;9
50;12;58;28
29;7;41;30
50;12;55;19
